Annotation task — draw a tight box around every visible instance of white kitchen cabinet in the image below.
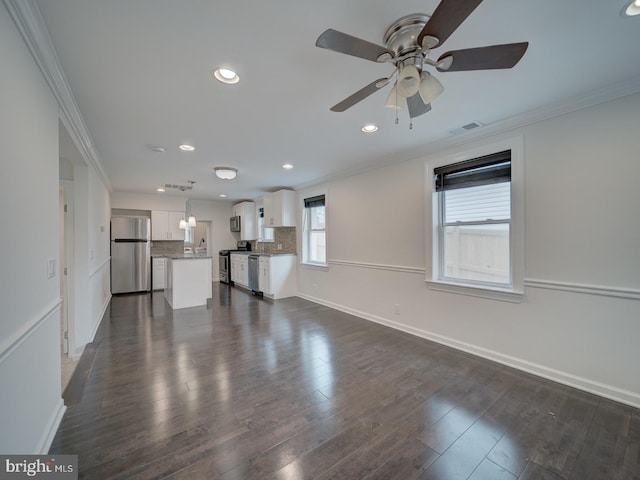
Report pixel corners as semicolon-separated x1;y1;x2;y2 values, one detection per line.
152;257;166;290
232;201;257;240
168;211;185;240
259;255;297;299
259;256;270;294
151;210;185;240
230;253;249;287
264;190;295;227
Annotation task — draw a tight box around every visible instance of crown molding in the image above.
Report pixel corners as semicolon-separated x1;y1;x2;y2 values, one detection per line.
3;0;112;191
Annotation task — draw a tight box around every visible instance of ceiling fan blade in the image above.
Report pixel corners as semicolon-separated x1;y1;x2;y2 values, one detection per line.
316;29;395;63
407;92;432;118
436;42;529;72
330;78;390;112
418;0;484;49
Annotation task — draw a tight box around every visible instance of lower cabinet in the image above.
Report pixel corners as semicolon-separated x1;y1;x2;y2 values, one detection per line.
152;257;166;290
230;254;249;288
259;257;270;295
259;255;297;299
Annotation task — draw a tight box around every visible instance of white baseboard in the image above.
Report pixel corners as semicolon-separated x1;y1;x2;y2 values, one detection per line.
297;293;640;409
36;398;65;454
91;293;111;342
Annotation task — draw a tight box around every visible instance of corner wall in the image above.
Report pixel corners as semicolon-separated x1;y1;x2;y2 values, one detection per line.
297;92;640;407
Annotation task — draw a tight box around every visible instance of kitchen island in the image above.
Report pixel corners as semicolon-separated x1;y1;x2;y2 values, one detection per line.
164;254;212;309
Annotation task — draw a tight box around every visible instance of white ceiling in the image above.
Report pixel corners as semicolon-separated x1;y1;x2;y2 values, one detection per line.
37;0;640;201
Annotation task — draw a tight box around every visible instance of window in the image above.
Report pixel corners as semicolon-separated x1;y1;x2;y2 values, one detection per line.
432;149;521;297
258;207;274;242
302;194;326;265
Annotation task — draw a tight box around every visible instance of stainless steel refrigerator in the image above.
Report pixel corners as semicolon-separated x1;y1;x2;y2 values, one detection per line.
110;217;151;293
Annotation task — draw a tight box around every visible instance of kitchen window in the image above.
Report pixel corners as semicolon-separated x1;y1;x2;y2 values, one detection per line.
258;207;274;242
302;194;326;266
427;138;524;302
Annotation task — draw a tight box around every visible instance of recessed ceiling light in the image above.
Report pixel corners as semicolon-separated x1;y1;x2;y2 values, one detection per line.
178;144;195;151
623;0;640;16
219;194;227;198
157;188;165;192
213;68;240;85
282;164;294;170
361;124;379;133
150;146;166;153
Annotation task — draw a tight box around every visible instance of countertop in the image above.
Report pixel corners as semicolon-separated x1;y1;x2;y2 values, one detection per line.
162;254;213;260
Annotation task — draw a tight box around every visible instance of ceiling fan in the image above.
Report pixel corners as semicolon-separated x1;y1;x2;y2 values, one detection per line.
315;0;528;124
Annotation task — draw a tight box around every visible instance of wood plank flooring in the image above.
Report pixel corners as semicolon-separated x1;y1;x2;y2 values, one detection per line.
50;284;640;479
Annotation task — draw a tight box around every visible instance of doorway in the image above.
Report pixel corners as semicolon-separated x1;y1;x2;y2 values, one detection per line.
59;183;76;391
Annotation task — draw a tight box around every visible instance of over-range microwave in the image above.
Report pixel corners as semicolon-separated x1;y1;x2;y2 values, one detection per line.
230;215;241;232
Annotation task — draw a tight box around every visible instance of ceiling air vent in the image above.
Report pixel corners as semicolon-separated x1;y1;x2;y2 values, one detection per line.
163;183;194;191
449;121;484;135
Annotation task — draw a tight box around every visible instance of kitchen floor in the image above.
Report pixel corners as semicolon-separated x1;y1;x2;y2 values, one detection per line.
49;285;640;479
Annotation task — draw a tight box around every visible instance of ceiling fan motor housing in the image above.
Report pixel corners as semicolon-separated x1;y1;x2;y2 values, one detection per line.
383;14;431;57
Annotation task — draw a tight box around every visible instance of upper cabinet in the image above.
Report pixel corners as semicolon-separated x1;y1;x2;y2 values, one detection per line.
151;210;185;241
264;190;295;227
232;201;257;240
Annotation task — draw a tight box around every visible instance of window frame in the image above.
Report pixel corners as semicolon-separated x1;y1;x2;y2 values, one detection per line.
426;136;524;302
301;191;328;268
257;207;275;243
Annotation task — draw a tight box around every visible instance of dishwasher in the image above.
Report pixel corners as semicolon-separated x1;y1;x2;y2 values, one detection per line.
248;254;262;295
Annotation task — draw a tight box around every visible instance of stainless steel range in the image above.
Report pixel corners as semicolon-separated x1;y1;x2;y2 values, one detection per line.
219;240;251;284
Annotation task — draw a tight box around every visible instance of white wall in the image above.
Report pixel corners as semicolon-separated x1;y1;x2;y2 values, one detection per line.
0;2;64;453
111;191;186;212
87;166;111;348
297;92;640;407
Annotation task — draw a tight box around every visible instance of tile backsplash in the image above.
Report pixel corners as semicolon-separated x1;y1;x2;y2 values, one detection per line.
253;227;296;254
151;240;184;256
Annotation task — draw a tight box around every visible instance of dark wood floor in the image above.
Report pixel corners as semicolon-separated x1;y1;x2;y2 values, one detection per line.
50;283;640;479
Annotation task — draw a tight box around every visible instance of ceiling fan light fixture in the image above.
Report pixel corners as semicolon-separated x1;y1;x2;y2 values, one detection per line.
385;84;404;110
214;167;238;180
396;64;420;97
418;72;444;104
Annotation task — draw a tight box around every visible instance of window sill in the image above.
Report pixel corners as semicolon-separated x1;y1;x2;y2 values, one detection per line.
301;262;328;272
426;280;524;303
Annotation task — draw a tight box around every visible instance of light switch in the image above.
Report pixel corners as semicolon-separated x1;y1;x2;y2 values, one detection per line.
47;258;56;279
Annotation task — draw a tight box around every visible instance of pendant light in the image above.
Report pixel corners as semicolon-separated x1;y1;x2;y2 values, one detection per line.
188;216;197;227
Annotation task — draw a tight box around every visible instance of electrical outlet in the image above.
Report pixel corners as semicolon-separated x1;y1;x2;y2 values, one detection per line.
277;243;282;250
90;249;94;260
